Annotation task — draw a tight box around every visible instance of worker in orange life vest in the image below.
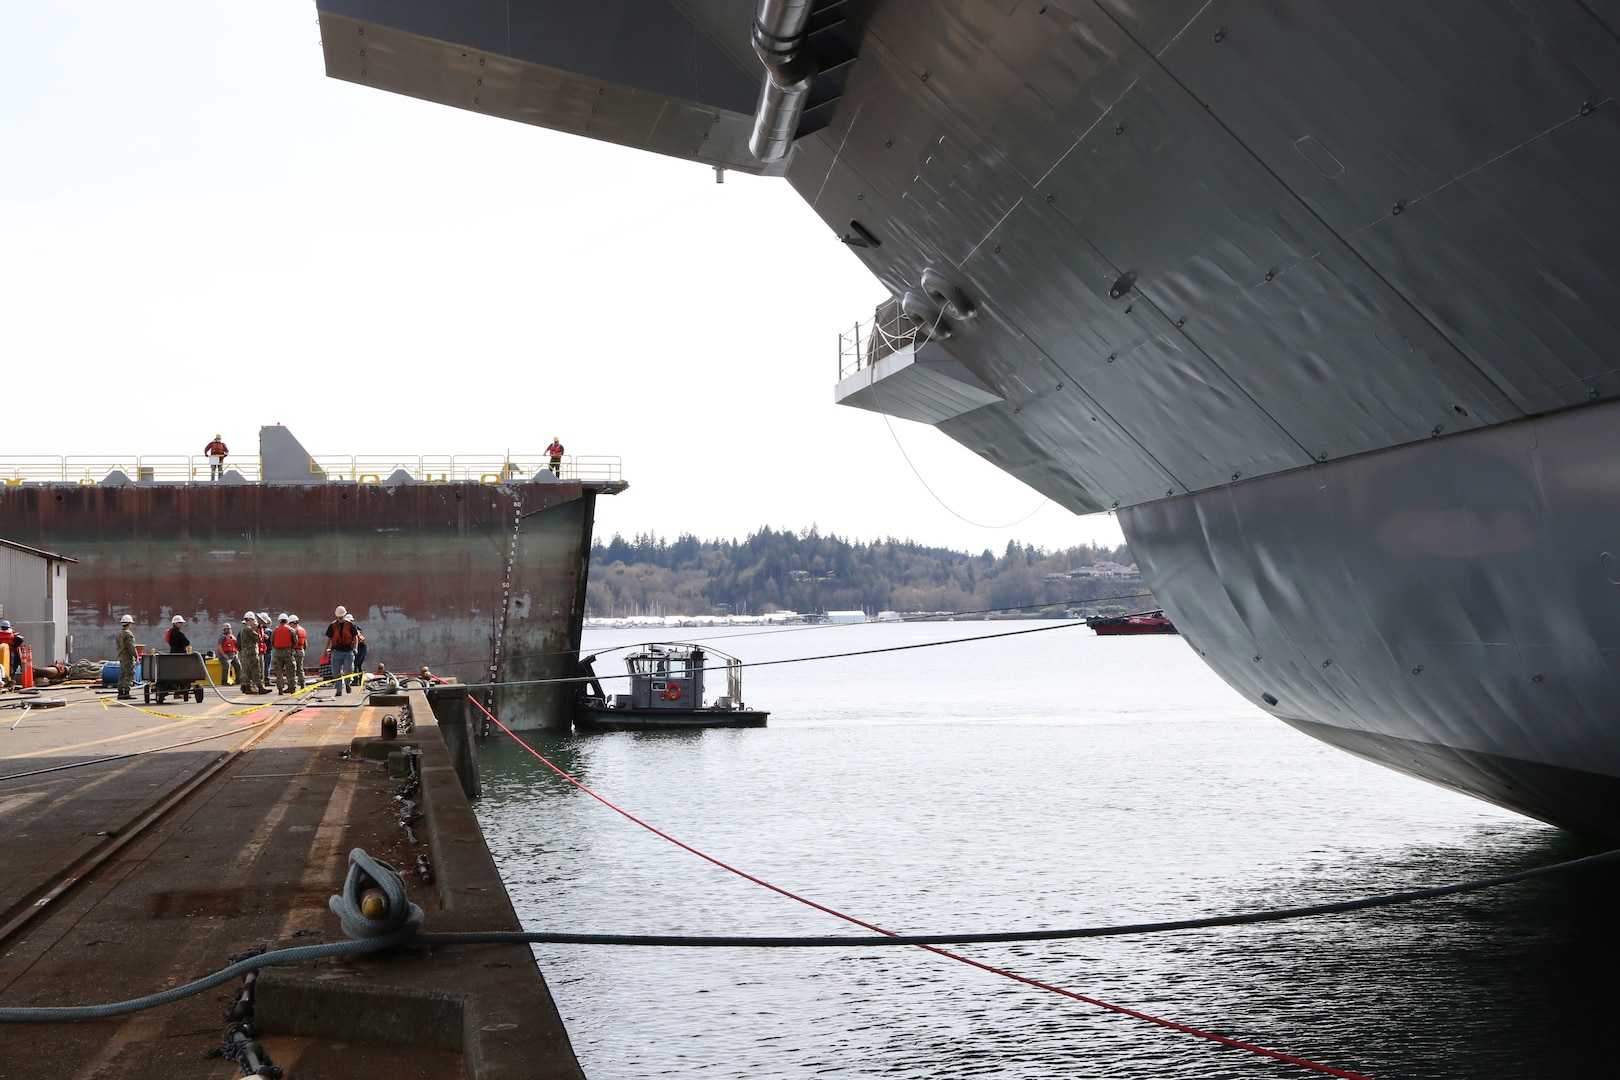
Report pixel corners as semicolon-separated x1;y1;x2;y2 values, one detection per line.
218;622;241;686
0;620;14;685
203;434;228;481
289;614;308;689
546;436;564;477
326;606;359;696
271;614;297;694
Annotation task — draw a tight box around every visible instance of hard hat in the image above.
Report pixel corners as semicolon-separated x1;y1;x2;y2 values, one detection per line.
223;622;232;630
119;614;134;624
258;612;270;623
171;615;185;625
243;611;256;621
278;613;288;622
334;606;347;618
214;433;221;439
288;614;299;623
0;620;10;629
344;614;354;622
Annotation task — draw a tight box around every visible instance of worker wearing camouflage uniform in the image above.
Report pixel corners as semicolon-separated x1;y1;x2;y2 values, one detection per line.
116;614;138;700
239;613;268;695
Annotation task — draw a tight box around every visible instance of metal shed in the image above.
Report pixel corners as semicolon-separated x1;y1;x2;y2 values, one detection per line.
0;538;76;664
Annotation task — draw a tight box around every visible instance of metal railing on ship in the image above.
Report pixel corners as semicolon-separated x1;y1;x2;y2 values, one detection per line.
309;455;621;484
0;454;620;486
838;296;919;381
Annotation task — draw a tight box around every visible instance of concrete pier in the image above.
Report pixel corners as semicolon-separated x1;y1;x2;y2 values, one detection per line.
0;682;583;1078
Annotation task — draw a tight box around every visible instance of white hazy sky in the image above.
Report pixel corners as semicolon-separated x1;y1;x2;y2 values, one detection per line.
0;1;1125;555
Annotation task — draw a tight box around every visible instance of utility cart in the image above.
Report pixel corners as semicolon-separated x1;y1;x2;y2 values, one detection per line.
141;652;209;704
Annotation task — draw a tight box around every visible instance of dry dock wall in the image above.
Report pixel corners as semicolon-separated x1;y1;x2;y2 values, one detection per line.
0;481;612;727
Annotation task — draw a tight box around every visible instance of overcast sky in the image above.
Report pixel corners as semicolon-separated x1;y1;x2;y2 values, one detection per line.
0;1;1126;556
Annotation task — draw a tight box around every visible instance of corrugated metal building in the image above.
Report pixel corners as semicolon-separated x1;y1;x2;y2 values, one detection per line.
0;538;75;664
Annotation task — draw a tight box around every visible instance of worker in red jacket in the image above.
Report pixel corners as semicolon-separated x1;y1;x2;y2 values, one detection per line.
271;614;297;694
289;614;308;689
203;434;228;481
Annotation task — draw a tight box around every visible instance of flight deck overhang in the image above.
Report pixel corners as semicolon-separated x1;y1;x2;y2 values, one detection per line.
316;1;783;176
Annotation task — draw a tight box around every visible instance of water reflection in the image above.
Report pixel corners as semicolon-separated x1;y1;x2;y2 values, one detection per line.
472;629;1618;1079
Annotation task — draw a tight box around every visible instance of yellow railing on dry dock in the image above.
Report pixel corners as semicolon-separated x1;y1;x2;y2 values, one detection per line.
309;454;621;484
0;456;259;485
0;454;619;486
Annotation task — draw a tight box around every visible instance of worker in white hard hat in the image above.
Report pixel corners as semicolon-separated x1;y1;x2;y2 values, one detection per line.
271;614;297;694
326;606;359;696
116;615;139;699
288;615;308;689
166;615;190;654
238;613;268;695
218;621;241;687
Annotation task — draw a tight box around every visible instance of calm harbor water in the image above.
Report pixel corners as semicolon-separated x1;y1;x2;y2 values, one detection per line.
473;622;1617;1079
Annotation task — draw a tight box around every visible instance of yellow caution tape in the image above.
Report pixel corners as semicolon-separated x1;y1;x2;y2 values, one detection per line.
105;673;368;722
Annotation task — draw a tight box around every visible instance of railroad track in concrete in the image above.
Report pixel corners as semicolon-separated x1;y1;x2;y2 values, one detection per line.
0;692;296;947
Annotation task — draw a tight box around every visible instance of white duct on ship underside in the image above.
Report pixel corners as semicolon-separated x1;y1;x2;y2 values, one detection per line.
749;0;816;162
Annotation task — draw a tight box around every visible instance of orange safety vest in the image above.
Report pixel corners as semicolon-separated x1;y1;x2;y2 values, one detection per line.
272;624;295;649
221;633;238;655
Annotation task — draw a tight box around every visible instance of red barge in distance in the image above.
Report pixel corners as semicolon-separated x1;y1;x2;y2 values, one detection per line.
0;425;625;730
1086;611;1178;636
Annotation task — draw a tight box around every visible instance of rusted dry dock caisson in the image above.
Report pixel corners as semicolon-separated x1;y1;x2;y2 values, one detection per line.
0;426;624;728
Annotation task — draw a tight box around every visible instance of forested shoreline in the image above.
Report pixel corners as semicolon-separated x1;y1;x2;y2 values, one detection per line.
585;527;1156;618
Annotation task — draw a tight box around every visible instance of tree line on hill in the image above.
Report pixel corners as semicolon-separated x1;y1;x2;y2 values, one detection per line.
586;527;1156;618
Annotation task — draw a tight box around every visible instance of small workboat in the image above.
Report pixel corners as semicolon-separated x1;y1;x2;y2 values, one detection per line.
1085;610;1178;635
574;643;768;731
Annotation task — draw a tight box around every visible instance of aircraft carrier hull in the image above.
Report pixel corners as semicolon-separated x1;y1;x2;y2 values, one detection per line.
1120;399;1620;834
0;480;611;729
309;0;1620;829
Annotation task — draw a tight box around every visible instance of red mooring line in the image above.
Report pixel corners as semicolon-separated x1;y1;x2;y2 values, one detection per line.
471;697;1375;1080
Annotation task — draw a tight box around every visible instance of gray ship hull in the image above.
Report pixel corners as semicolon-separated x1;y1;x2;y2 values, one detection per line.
1121;399;1620;835
314;1;1620;830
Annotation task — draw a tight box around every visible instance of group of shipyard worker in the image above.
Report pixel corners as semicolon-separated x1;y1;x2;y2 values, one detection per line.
198;435;568;479
113;607;367;700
